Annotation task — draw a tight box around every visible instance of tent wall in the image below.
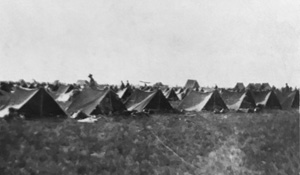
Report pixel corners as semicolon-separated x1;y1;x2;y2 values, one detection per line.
19;88;67;118
125;89;173;112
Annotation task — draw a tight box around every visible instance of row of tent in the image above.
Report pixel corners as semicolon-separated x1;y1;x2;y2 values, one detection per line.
184;79;274;92
177;89;292;112
52;86;299;112
0;87;173;119
0;85;299;119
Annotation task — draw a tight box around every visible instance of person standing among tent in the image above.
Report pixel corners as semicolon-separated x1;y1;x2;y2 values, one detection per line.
88;74;98;89
285;83;290;92
126;80;130;88
120;81;125;90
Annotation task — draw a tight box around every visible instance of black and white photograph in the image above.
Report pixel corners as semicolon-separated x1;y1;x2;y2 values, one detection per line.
0;0;299;174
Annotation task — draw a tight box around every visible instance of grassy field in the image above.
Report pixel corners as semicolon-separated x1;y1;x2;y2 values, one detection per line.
0;110;299;175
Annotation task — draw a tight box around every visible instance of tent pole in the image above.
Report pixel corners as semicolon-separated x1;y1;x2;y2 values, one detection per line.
40;89;43;117
158;91;161;110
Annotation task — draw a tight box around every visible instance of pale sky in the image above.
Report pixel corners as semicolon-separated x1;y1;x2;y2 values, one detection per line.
0;0;299;87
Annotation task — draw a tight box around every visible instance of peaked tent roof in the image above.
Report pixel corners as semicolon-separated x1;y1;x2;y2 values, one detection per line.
125;89;173;112
175;88;184;94
67;88;126;115
117;87;132;101
234;83;245;91
0;89;11;111
246;83;255;90
254;83;262;90
220;90;256;110
261;83;272;91
274;89;285;102
176;88;191;100
251;90;282;109
48;84;73;99
246;83;261;91
163;88;179;101
178;90;228;112
153;82;165;88
184;79;200;89
280;90;299;109
53;90;79;111
176;91;186;101
0;87;67;118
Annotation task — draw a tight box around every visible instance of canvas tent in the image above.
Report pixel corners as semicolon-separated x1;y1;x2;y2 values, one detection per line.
246;83;255;90
254;83;262;90
178;90;228;112
261;83;272;91
0;87;67;118
51;90;79;111
153;82;165;88
279;90;299;109
176;88;191;100
67;88;126;115
251;91;282;109
163;88;179;101
117;87;132;101
274;89;285;102
48;84;74;99
220;90;256;110
0;89;11;111
175;88;184;94
246;83;262;91
184;79;200;89
233;83;245;92
125;89;173;112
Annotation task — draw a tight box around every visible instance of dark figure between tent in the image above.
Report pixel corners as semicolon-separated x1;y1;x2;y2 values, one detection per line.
126;80;130;88
88;74;99;89
88;74;95;83
120;81;125;90
283;83;293;92
3;108;24;123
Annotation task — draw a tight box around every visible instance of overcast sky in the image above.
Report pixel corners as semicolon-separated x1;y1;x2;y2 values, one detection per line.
0;0;299;87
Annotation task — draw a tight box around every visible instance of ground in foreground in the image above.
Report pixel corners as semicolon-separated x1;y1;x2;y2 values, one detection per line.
0;110;299;175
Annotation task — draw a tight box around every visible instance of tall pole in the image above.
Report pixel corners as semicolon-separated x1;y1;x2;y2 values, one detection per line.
40;89;43;117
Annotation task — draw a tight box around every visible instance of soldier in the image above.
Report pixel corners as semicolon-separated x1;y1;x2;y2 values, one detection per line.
88;74;98;89
120;81;125;89
285;83;290;92
126;80;130;88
